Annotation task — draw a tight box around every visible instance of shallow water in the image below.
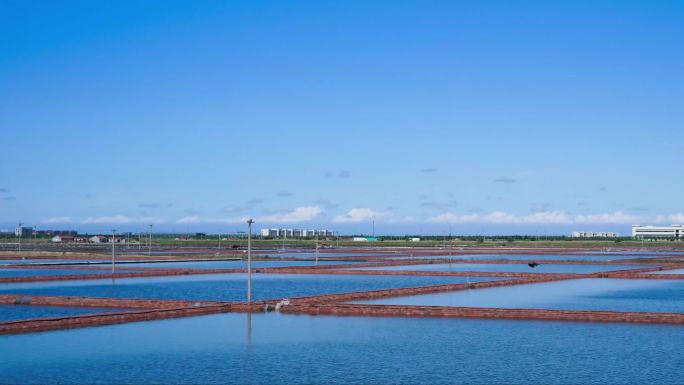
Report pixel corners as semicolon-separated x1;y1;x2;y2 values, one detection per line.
260;252;407;259
0;259;101;265
354;278;684;313
108;260;362;269
390;254;657;262
0;304;123;322
353;263;651;274
0;274;500;302
1;312;683;384
0;268;135;278
648;268;684;275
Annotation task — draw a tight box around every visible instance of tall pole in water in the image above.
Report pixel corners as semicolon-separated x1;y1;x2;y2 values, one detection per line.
148;224;152;256
111;229;117;273
247;218;254;304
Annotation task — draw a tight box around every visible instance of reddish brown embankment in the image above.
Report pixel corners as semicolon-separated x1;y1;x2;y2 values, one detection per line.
289;277;560;304
0;294;268;335
0;306;239;335
0;294;224;309
280;303;684;325
0;268;246;284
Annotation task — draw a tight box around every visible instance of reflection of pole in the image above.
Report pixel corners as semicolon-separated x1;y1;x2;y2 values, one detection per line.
247;219;254;304
246;312;252;345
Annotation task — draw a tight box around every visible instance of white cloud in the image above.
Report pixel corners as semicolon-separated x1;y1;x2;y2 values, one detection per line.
386;216;417;224
429;211;572;224
82;215;165;225
429;210;662;225
518;211;572;224
175;215;249;225
176;215;201;224
654;213;684;224
428;213;481;224
574;211;640;224
259;206;323;223
332;208;392;223
41;216;72;224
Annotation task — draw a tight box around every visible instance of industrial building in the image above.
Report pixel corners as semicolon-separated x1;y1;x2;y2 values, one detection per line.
14;226;33;237
259;228;333;238
632;225;684;239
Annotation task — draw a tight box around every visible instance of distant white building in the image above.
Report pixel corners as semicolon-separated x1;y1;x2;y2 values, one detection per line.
409;237;421;242
632;225;684;239
260;228;333;238
571;231;618;238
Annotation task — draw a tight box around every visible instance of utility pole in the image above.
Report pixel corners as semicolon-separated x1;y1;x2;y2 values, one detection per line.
17;222;23;252
247;219;254;304
315;232;319;265
111;229;117;274
218;233;221;250
148;224;153;256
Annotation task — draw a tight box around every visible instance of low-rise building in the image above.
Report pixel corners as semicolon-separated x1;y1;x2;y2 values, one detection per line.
50;235;88;243
89;235;108;243
51;235;72;243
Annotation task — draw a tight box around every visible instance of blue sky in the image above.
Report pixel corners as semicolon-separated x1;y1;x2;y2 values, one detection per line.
1;0;682;235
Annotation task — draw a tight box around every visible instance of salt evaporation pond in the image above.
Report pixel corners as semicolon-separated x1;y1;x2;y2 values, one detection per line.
0;268;138;278
100;259;363;269
258;252;408;259
0;259;103;265
353;263;652;274
390;254;659;262
354;278;684;313
0;304;124;322
1;312;683;384
648;268;684;275
0;274;501;302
